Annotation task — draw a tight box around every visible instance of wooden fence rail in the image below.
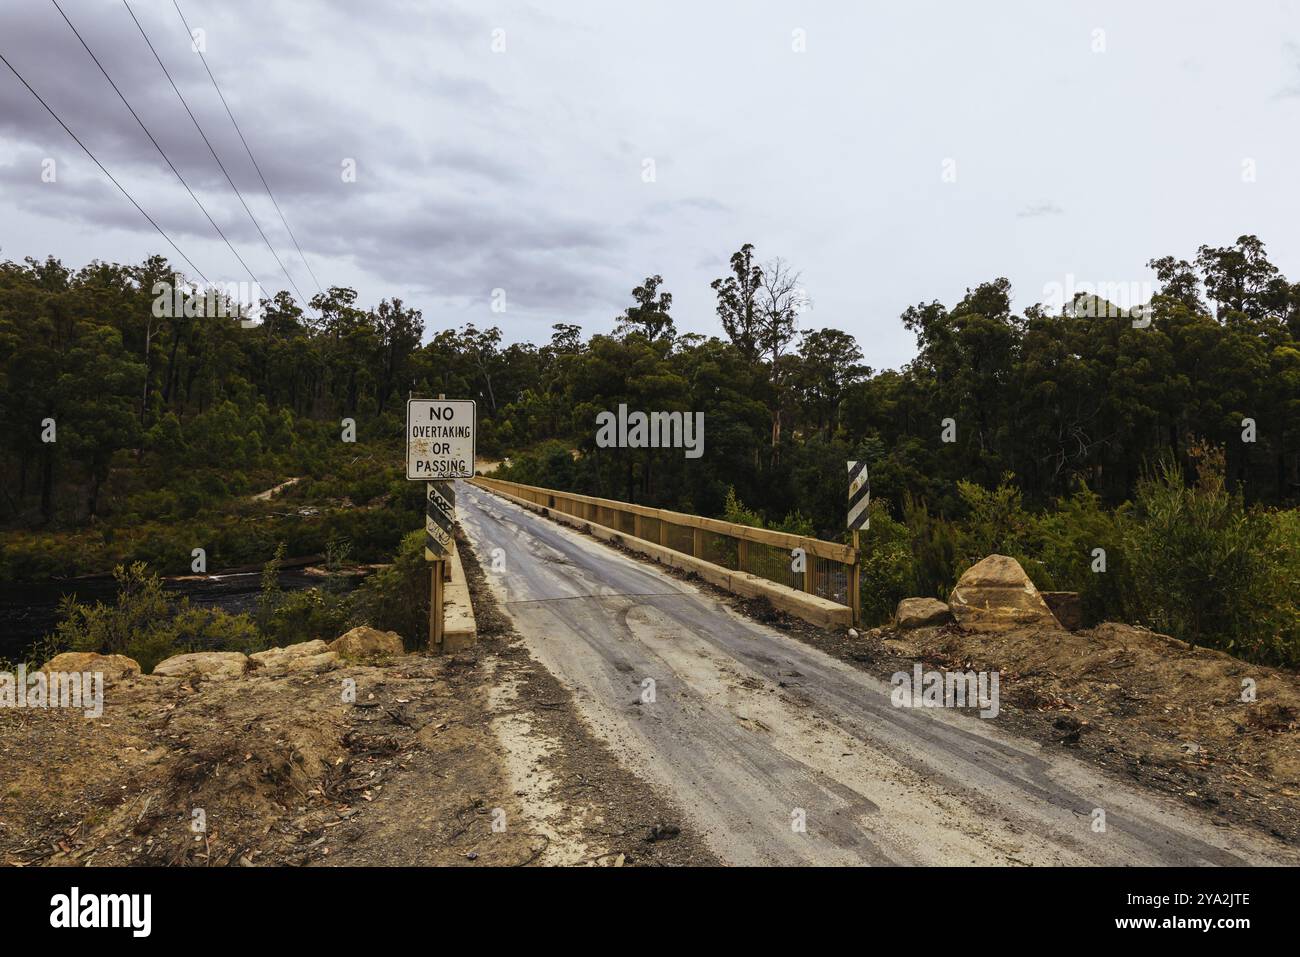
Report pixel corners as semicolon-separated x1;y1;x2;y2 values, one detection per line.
471;475;858;613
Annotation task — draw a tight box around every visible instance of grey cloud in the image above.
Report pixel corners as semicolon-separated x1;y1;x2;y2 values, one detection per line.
2;1;1298;368
1277;42;1300;98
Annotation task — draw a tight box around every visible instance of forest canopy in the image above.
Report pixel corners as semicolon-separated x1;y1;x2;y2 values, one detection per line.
2;235;1298;530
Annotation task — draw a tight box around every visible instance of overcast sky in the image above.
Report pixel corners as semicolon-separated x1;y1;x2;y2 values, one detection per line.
1;0;1298;368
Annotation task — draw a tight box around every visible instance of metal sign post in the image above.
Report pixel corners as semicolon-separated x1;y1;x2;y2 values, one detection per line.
847;461;869;628
407;397;475;651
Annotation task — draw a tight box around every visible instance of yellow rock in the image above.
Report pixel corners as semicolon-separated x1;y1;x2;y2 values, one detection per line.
41;652;141;683
330;626;405;660
947;554;1061;632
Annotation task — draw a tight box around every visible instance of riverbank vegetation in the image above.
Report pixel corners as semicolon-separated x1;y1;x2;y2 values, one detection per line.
2;234;1297;664
19;531;432;672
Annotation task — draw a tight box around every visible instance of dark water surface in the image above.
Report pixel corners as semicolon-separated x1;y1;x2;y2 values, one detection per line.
0;567;362;662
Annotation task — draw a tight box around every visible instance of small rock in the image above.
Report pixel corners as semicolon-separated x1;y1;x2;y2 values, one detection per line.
1053;714;1084;744
644;822;681;843
152;651;248;680
894;597;953;629
330;626;405;660
250;642;341;675
250;640;329;667
41;652;141;683
285;651;342;674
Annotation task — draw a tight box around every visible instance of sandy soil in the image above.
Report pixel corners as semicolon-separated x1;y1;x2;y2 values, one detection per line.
0;531;716;868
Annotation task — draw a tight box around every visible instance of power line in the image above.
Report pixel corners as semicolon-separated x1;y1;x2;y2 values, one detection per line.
0;49;211;283
49;0;263;289
173;0;324;300
121;0;308;307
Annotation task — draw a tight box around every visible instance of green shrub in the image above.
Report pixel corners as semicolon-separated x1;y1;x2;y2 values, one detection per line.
858;501;916;625
954;474;1038;571
773;510;815;536
348;530;430;650
722;486;764;527
497;440;577;489
259;589;349;648
903;494;958;598
1034;484;1133;626
46;562;258;672
1123;451;1290;663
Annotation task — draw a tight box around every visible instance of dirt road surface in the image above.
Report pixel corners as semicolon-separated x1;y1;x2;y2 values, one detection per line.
457;480;1299;866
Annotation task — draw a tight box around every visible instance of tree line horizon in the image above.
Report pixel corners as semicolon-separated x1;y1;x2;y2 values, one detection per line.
1;233;1297;534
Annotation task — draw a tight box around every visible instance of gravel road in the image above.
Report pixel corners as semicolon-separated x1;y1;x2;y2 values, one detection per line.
457;481;1297;866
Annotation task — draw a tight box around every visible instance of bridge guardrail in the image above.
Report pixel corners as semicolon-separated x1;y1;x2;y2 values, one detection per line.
471;475;857;611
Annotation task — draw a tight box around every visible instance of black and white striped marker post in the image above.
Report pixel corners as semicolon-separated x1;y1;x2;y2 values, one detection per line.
847;461;869;628
847;460;870;532
425;480;456;648
425;481;455;560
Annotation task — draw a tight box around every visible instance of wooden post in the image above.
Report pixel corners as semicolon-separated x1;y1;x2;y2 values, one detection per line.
430;562;445;648
850;530;862;629
425;476;453;650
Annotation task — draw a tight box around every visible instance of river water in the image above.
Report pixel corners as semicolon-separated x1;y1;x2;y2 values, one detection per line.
0;566;364;662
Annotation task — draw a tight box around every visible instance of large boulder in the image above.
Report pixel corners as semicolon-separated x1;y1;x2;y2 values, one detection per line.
330;626;405;660
250;640;340;675
41;652;141;683
894;598;953;629
947;555;1061;632
153;651;249;680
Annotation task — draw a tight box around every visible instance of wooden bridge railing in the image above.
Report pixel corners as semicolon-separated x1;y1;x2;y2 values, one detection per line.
471;475;858;613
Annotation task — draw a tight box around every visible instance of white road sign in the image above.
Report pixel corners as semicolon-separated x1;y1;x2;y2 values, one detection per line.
407;399;476;480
